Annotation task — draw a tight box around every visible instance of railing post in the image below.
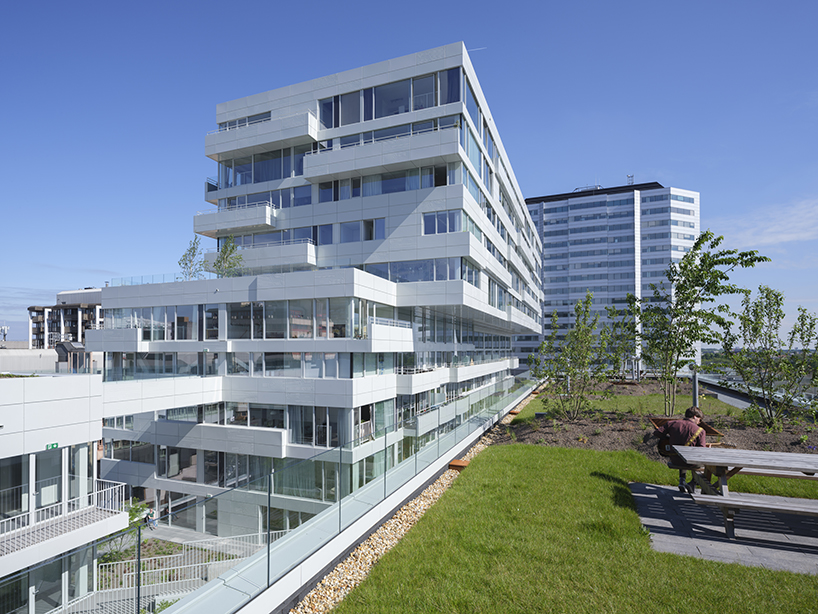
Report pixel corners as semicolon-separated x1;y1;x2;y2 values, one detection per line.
136;524;142;614
267;472;271;588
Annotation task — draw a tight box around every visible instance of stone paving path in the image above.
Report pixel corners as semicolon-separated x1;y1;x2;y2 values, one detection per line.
630;482;818;575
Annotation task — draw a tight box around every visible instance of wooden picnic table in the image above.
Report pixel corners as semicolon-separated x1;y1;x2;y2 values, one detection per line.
673;446;818;537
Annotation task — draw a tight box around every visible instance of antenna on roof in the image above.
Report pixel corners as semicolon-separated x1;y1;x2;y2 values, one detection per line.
627;174;634;186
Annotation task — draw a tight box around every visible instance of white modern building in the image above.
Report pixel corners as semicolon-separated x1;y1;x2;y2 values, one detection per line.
516;182;700;364
1;43;541;614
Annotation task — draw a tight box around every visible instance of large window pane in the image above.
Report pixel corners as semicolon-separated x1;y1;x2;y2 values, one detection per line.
329;298;351;338
340;91;360;126
389;259;434;283
293;145;311;176
413;74;436;110
227;303;251;339
264;352;301;377
205;304;219;340
289;299;313;338
253;152;277;183
234;157;252;185
340;221;361;243
465;80;480;129
175;305;197;340
264;301;287;339
316;298;328;338
319;98;334;129
374;79;410;118
318;224;333;245
439;68;461;105
304;352;323;378
252;302;264;339
293;185;312;207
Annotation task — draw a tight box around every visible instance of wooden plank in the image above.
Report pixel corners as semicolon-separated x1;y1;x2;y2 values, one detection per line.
691;493;818;517
738;469;818;481
448;459;469;471
673;446;818;474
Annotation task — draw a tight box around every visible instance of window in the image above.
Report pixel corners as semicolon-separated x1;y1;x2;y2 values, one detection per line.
318;224;333;245
289;299;313;338
374;79;411;118
340;91;360;126
204;305;219;340
340;221;361;243
413;74;436;110
264;301;287;339
292;185;311;207
439;68;460;105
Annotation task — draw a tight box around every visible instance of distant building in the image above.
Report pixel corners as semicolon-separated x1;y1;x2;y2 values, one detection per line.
28;288;103;349
516;182;701;369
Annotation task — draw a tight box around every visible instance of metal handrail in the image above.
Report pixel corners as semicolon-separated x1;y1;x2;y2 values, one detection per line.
368;316;412;329
195;200;279;216
204;237;315;253
206;109;316;136
0;480;126;549
303;120;458;157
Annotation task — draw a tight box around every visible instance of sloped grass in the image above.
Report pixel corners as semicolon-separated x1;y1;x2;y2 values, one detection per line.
335;446;817;614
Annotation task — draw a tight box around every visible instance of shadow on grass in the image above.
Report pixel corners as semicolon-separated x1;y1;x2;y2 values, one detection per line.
590;471;637;511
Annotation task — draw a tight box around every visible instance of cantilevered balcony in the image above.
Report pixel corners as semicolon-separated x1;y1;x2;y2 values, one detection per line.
0;479;128;577
194;202;278;239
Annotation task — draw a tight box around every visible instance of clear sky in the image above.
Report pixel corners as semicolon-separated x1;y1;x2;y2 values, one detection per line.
1;0;816;340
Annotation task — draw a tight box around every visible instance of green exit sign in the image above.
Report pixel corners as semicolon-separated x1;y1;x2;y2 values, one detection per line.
46;443;58;450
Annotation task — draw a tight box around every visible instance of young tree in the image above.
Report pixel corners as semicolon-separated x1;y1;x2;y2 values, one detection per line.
718;285;818;428
602;303;639;380
528;291;610;420
178;236;204;281
100;498;148;563
633;230;769;416
209;235;244;278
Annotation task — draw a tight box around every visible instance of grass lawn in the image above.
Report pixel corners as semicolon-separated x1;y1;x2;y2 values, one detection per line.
513;392;740;422
335;446;817;614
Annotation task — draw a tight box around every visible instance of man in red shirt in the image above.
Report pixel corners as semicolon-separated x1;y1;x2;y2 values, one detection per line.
656;406;710;492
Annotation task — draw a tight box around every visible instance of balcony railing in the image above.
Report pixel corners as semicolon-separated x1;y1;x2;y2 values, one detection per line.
195;200;280;216
0;479;126;557
204;237;315;253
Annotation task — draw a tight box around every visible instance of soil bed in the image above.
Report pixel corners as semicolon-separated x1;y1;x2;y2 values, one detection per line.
495;379;817;461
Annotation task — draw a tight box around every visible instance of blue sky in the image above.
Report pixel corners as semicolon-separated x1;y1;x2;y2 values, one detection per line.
1;0;816;340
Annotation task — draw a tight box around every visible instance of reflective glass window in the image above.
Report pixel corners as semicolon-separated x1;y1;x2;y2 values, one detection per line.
340;91;360;126
340;221;361;243
413;74;436;110
318;224;333;245
439;68;460;105
289;299;313;338
374;79;411;118
293;185;312;207
234;157;252;185
264;300;287;339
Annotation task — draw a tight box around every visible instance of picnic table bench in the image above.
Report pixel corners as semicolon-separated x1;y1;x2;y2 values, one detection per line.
673;446;818;538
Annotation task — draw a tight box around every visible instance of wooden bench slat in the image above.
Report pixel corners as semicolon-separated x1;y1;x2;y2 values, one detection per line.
738;469;818;481
691;493;818;516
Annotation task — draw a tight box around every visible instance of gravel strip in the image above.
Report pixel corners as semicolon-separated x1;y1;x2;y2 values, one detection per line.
289;399;527;613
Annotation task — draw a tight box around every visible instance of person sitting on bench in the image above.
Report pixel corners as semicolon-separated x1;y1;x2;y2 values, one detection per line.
655;406;711;492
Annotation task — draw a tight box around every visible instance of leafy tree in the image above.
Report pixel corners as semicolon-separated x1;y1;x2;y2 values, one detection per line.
718;285;818;428
178;236;204;281
209;235;244;278
602;303;639;380
101;498;148;563
632;230;769;416
528;291;610;420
